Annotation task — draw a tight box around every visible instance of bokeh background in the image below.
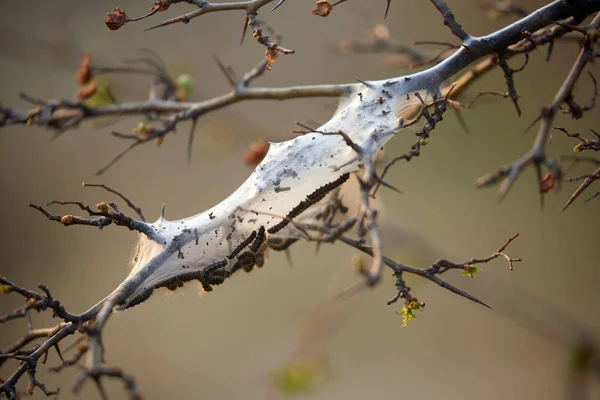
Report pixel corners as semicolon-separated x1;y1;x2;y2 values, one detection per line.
1;1;599;399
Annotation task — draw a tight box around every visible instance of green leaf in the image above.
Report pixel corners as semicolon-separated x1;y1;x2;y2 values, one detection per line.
176;73;195;101
461;265;481;278
397;301;424;327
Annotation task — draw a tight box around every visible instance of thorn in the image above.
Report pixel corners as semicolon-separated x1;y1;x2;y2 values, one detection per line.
240;13;250;45
375;176;402;194
270;0;288;11
429;274;491;308
187;117;199;163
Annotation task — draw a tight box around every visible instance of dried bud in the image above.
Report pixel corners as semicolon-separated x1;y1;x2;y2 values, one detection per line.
77;53;93;85
243;138;270;167
60;215;76;226
77;83;98;100
27;298;37;308
540;172;559;193
312;0;333;17
150;0;171;12
265;47;278;70
105;7;129;31
97;202;110;214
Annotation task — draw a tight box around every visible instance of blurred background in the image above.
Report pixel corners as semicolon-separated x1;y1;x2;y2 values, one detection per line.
1;0;599;399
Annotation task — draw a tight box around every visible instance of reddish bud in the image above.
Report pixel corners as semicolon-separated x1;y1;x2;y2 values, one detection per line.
312;0;333;17
105;7;129;30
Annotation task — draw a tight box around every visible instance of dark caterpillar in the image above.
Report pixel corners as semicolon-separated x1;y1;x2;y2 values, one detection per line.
267;173;350;234
227;230;257;260
250;226;266;253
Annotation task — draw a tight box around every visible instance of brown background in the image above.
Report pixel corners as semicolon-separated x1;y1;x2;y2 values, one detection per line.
1;0;599;399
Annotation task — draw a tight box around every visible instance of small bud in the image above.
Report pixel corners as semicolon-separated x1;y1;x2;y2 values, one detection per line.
60;215;76;226
27;298;37;308
419;138;429;146
133;122;153;136
175;73;195;101
105;7;129;31
0;284;13;294
312;0;333;17
573;143;583;153
97;202;110;214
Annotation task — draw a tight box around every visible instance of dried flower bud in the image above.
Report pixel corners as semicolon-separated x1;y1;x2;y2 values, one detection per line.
540;172;559;193
105;7;129;31
265;47;278;70
150;0;171;12
27;298;37;308
77;83;98;101
77;53;93;85
243;138;270;167
312;0;333;17
60;215;76;225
